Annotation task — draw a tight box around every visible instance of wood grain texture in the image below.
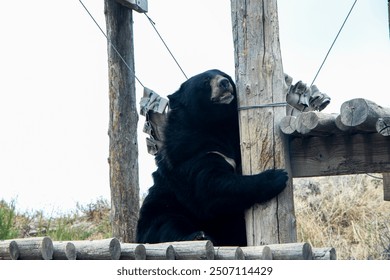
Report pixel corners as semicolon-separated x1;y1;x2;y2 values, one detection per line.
340;98;390;131
289;133;390;177
104;0;139;243
231;0;296;246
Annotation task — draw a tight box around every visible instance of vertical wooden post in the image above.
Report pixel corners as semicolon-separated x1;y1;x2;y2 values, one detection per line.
104;0;139;243
231;0;296;245
383;173;390;201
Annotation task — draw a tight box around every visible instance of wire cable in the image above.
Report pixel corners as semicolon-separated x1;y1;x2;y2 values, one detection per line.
144;13;188;80
310;0;358;87
78;0;145;88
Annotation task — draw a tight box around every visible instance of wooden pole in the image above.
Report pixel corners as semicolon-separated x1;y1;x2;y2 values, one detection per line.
104;0;139;243
231;0;296;245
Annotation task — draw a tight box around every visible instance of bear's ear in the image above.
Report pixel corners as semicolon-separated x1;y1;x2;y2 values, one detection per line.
168;87;187;109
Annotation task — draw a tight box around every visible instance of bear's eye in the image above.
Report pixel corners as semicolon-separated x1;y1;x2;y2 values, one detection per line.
203;77;211;86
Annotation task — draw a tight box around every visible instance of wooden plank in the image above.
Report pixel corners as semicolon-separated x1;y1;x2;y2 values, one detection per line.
289;133;390;177
383;173;390;201
231;0;296;246
115;0;148;13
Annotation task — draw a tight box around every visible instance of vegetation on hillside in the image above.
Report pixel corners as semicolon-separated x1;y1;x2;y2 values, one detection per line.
1;174;389;259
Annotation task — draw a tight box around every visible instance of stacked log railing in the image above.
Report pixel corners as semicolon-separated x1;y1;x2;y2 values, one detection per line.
4;98;389;261
280;98;390;137
0;237;336;260
280;98;390;202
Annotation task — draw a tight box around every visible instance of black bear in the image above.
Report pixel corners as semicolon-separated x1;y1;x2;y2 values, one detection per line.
136;69;288;246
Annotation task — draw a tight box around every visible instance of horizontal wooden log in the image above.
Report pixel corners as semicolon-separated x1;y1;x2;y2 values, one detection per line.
340;98;390;132
335;114;357;132
52;241;76;260
0;240;19;260
240;246;273;260
143;244;175;260
267;242;312;260
12;237;53;260
71;238;121;260
280;116;299;136
383;173;390;201
290;133;390;177
295;112;338;136
376;117;390;136
120;243;146;260
214;246;245;260
169;240;215;260
312;247;337;260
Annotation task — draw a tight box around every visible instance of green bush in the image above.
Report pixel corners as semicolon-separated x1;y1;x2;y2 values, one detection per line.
0;200;18;240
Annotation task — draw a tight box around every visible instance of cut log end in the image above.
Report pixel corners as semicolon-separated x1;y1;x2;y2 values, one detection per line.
9;241;19;260
109;238;122;260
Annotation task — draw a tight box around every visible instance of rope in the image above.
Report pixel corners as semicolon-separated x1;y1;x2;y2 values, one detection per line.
310;0;358;87
78;0;145;88
144;13;188;80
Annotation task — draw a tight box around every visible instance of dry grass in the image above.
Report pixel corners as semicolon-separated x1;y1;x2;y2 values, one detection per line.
294;174;390;260
2;176;390;259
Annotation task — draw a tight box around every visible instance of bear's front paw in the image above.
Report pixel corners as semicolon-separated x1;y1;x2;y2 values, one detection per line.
255;169;288;201
188;231;213;242
264;169;288;186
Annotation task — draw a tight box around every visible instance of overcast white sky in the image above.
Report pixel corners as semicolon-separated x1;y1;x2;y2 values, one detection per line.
0;0;389;215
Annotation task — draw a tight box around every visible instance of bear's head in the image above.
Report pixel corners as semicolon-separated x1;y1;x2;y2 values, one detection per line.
168;69;237;125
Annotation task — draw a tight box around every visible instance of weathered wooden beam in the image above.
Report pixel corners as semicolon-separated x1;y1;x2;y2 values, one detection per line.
267;242;312;260
231;0;296;246
240;246;273;260
214;246;245;260
71;238;121;260
143;243;176;260
0;240;19;260
340;98;390;132
289;133;390;177
312;247;337;260
52;241;76;260
12;237;53;260
120;243;146;260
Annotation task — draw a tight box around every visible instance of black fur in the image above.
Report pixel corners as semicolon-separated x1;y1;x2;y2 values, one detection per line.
136;69;288;246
